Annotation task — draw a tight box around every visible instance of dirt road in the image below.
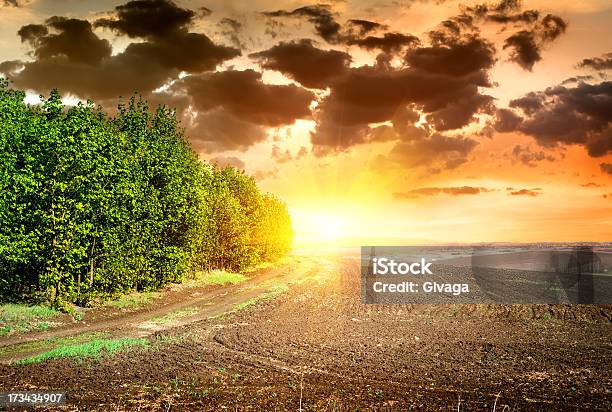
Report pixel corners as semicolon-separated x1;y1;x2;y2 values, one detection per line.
0;251;610;411
0;255;321;363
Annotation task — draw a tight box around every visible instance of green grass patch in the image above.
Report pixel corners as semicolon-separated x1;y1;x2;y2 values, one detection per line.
0;304;60;336
233;297;260;311
106;291;162;310
150;307;199;325
244;257;289;273
266;283;289;296
16;337;149;365
0;332;111;358
185;270;247;288
232;282;289;312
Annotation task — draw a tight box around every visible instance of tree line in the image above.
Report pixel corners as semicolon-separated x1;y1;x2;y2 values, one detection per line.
0;80;293;308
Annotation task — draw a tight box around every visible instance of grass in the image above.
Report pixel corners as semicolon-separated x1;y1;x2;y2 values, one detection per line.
233;297;259;311
104;263;276;311
183;270;247;288
0;332;111;358
106;291;162;310
232;282;289;312
16;337;149;365
244;256;289;273
0;304;60;336
197;270;247;286
266;283;289;296
150;307;199;325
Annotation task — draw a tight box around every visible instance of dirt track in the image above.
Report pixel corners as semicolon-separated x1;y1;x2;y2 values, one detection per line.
0;256;320;362
0;252;611;411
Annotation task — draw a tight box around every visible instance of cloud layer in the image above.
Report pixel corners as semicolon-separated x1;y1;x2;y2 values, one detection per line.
0;0;578;171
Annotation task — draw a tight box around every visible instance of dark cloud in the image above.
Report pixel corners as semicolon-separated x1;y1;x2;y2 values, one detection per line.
324;64;490;128
347;32;419;54
503;81;612;157
539;14;568;41
250;39;351;89
4;1;239;100
405;37;496;76
428;14;476;46
310;122;370;153
439;1;567;71
493;108;523;132
466;0;539;24
8;15;178;100
508;91;543;115
19;17;111;65
94;0;239;72
467;0;521;16
0;60;24;77
311;36;495;152
394;186;494;199
503;31;540;70
263;4;416;54
511;144;555;167
579;52;612;71
429;93;495;131
143;68;313;151
187;108;267;152
119;32;239;73
1;0;575;163
368;106;427;143
18;24;49;43
171;69;314;127
601;163;612;176
345;19;386;36
219;17;244;48
502;14;567;70
488;10;539;24
391;106;421;134
561;75;595;85
387;133;479;172
94;0;194;39
11;54;176;100
263;5;341;43
509;188;541;196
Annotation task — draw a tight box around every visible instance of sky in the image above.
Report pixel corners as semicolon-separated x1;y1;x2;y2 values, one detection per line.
1;0;611;246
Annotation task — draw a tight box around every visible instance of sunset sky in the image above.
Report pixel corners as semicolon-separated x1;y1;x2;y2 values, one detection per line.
1;0;611;246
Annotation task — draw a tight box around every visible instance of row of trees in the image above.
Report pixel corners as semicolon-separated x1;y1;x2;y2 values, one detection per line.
0;80;292;308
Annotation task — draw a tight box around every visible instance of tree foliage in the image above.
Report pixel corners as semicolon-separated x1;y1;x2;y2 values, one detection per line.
0;80;293;307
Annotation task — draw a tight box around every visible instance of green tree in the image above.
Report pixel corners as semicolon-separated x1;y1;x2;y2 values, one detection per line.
0;80;294;308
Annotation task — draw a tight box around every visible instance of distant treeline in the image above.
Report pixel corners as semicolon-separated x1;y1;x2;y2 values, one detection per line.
0;80;292;308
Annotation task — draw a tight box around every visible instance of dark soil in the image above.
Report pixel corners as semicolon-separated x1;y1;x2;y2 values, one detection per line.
0;253;610;411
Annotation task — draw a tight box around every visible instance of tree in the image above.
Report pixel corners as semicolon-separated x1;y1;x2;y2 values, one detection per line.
0;81;294;308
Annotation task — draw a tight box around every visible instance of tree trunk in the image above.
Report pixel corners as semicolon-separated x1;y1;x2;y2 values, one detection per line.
89;237;96;289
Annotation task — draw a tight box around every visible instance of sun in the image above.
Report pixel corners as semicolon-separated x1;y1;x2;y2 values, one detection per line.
317;214;347;241
290;209;349;246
